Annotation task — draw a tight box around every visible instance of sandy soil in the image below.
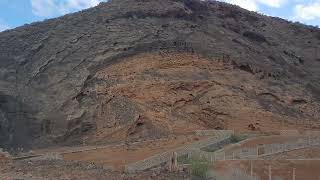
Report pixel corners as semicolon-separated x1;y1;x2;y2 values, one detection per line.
0;160;188;180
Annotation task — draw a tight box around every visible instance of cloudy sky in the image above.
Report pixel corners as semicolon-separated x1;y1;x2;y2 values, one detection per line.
0;0;319;32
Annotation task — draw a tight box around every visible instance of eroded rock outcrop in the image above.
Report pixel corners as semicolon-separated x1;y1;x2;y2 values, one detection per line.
0;0;319;150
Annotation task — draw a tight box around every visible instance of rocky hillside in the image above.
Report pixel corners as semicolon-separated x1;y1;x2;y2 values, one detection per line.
0;0;319;150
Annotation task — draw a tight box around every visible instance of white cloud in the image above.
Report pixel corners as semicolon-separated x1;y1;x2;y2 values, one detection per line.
256;0;287;8
31;0;107;17
0;21;10;32
218;0;287;11
220;0;258;11
294;1;320;20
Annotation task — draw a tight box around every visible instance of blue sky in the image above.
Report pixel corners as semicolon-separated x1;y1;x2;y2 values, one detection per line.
0;0;319;32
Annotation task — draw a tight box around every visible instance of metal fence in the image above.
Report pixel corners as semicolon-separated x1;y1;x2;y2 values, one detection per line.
191;136;320;162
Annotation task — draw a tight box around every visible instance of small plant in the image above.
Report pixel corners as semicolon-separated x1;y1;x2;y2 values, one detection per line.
230;134;242;143
177;154;189;164
189;158;209;178
178;154;207;164
202;146;220;152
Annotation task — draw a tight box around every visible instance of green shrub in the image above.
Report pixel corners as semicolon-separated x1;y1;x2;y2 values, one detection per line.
177;154;189;164
230;134;242;143
190;158;209;178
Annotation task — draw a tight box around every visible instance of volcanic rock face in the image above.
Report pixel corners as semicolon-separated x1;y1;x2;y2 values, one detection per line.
0;0;319;150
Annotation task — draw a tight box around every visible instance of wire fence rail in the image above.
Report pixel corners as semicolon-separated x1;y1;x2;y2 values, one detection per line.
190;136;320;162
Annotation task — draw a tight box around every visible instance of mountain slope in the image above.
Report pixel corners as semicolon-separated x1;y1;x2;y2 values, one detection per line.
0;0;319;150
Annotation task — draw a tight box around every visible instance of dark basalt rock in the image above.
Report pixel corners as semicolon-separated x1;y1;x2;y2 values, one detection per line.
0;0;319;150
243;31;267;43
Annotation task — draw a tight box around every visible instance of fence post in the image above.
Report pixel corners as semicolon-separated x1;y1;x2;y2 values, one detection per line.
224;152;226;160
280;144;283;153
284;143;287;151
269;165;272;180
308;119;311;129
256;146;259;157
293;168;296;180
250;160;253;177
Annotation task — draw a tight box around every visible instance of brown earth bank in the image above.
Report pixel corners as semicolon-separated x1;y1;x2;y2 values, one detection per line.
0;160;189;180
0;0;319;152
91;52;319;142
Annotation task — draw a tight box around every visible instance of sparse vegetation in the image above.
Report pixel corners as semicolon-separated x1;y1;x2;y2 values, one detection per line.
190;157;209;179
230;134;242;143
177;154;189;164
202;146;220;152
178;154;207;164
178;155;209;178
